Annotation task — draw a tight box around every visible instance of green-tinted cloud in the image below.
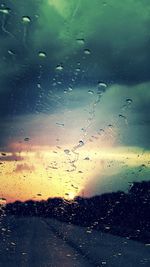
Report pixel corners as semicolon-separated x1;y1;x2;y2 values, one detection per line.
1;0;150;89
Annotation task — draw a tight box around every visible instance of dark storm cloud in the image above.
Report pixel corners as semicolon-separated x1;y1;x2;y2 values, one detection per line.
0;0;150;150
0;0;150;116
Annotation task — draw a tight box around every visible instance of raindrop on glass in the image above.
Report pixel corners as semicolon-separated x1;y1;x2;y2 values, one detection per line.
22;16;31;24
56;122;64;127
24;137;30;142
8;50;15;55
84;49;91;55
56;64;63;71
1;152;6;156
76;38;85;45
0;8;10;15
38;51;46;58
84;157;90;160
88;90;94;95
79;140;84;146
119;114;126;119
126;98;133;104
97;83;107;95
64;149;70;155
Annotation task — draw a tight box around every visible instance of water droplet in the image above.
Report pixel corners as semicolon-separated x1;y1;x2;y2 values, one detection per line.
75;68;80;72
22;16;31;24
64;149;70;155
81;128;85;132
99;129;105;134
56;122;64;127
141;164;146;168
76;38;85;45
79;140;84;146
139;164;146;172
86;230;92;234
119;114;128;125
126;98;133;104
84;157;90;160
119;114;126;119
98;82;107;88
84;49;91;55
0;8;10;15
88;90;94;95
8;50;15;55
21;16;31;44
97;82;107;94
24;137;30;142
102;261;107;265
56;64;63;71
37;83;41;88
38;51;46;58
11;242;16;246
1;152;6;156
71;184;78;189
0;7;14;38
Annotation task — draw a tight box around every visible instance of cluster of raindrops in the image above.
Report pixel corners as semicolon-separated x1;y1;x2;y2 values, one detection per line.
82;82;108;138
60;81;108;177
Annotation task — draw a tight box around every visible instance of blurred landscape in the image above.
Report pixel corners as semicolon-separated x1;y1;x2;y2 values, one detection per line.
2;180;150;244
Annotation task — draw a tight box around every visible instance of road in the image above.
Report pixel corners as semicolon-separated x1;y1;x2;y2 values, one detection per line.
0;216;150;267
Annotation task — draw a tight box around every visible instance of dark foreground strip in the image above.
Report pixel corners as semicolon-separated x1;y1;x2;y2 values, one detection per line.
43;219;104;267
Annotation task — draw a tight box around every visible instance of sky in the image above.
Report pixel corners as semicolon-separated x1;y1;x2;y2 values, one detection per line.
0;0;150;203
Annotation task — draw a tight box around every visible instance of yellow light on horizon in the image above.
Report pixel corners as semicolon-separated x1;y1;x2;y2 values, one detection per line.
68;192;76;200
65;191;76;200
1;144;150;203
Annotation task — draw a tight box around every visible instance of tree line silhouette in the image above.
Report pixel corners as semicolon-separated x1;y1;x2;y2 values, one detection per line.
3;181;150;243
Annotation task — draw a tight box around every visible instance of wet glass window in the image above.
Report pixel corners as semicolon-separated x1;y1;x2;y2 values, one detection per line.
0;1;150;266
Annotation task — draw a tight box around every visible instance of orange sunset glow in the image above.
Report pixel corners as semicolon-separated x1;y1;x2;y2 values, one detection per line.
0;138;149;203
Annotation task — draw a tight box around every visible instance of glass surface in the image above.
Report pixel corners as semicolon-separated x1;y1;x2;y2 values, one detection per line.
0;1;150;266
